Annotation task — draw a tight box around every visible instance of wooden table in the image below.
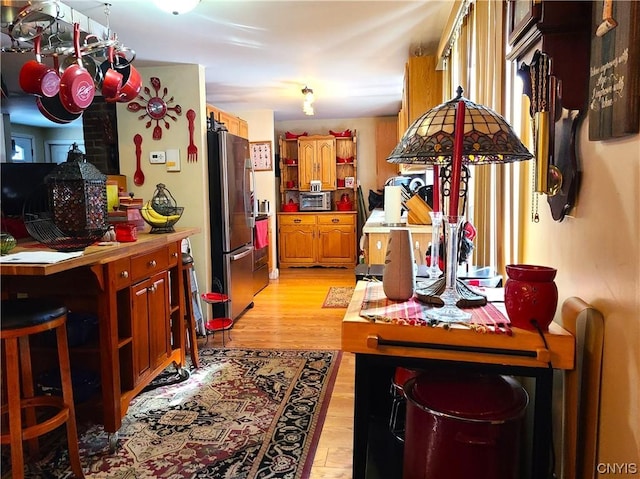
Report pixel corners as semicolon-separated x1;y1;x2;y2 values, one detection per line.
1;228;199;446
342;281;575;479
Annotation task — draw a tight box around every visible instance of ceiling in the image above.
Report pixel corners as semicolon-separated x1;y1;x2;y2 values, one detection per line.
1;0;453;128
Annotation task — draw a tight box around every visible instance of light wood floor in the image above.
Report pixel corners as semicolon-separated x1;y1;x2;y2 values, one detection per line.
199;267;356;479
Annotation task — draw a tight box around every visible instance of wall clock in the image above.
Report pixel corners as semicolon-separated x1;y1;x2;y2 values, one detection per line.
127;77;182;140
250;141;273;171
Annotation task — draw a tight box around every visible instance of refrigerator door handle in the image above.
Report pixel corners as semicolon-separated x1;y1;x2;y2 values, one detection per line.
245;158;255;229
230;247;253;261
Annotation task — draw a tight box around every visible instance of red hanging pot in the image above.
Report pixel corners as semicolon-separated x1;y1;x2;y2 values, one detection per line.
504;264;558;331
99;45;123;102
19;28;60;97
113;60;141;103
59;23;95;113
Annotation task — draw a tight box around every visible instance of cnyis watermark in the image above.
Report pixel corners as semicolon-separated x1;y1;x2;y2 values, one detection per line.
597;463;638;475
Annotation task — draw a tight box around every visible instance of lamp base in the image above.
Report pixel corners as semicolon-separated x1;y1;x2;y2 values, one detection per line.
425;301;473;322
415;278;487;308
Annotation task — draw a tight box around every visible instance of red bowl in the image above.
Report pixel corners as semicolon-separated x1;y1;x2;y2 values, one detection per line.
285;131;308;139
330;129;352;138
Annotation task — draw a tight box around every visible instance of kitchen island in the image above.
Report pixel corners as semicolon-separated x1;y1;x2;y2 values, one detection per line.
342;280;575;479
362;208;432;265
1;227;199;447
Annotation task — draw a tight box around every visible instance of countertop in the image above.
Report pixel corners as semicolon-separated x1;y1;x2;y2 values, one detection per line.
362;208;432;234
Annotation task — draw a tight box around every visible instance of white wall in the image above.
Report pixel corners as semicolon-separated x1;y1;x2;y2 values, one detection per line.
522;122;640;465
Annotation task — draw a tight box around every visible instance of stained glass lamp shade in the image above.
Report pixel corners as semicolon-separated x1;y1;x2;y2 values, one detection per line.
387;87;533;166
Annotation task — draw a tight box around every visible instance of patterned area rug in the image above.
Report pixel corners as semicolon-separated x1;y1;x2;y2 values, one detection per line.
13;348;341;479
322;286;355;308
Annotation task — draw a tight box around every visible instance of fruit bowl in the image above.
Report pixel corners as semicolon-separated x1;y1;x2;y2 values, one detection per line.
140;204;184;233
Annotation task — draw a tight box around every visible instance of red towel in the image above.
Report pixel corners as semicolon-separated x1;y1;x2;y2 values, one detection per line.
254;218;269;249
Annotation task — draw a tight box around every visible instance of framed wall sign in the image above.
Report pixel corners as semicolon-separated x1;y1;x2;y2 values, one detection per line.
588;0;640;140
250;141;273;171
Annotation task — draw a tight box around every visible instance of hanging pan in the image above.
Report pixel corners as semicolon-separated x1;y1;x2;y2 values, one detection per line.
99;45;123;101
59;23;95;113
36;55;82;124
19;28;60;97
110;47;141;102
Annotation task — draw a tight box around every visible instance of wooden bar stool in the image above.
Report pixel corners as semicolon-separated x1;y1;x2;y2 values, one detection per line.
182;252;200;368
1;299;84;479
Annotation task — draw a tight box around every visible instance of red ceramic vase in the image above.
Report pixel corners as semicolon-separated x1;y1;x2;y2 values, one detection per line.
504;264;558;331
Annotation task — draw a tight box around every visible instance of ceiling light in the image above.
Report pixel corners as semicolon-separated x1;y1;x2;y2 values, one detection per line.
153;0;200;15
302;86;314;115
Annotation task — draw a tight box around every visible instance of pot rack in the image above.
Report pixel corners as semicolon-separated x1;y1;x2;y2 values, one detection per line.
1;1;117;58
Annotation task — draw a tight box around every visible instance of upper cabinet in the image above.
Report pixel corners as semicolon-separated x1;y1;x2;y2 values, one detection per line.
397;55;443;174
298;135;336;191
398;55;443;137
206;104;248;139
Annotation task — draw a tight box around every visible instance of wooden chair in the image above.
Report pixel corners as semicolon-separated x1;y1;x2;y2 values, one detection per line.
1;299;84;479
557;297;605;479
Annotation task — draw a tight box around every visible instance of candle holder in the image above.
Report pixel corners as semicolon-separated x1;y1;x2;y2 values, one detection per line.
426;215;472;323
428;211;443;279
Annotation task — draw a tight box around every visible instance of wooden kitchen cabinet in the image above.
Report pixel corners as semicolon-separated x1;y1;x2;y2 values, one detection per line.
363;210;432;266
317;214;357;265
278;132;356;211
278;214;317;266
1;229;197;438
298;135;336;191
399;55;442;131
206;104;248;139
397;55;443;174
130;271;171;385
278;212;356;268
375;118;400;188
367;231;431;265
117;243;179;390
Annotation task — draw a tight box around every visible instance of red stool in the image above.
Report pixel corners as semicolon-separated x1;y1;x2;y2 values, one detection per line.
201;279;233;346
1;299;84;479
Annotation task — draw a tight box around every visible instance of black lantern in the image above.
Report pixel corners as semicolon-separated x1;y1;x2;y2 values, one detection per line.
23;144;108;251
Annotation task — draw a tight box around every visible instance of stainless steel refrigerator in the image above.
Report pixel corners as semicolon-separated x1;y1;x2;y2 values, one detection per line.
207;128;255;320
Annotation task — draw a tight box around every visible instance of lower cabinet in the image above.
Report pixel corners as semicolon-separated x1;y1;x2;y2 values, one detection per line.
278;212;356;268
116;243;178;390
367;230;431;266
131;271;171;384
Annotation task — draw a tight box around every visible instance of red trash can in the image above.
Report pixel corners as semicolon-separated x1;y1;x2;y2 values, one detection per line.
403;371;528;479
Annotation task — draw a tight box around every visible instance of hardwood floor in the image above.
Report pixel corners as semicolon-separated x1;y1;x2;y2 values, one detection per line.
198;267;356;479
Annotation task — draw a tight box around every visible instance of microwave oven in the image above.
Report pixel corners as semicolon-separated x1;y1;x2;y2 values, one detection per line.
299;191;332;211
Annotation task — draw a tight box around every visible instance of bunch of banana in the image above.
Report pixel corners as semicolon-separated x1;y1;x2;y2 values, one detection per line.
141;201;181;225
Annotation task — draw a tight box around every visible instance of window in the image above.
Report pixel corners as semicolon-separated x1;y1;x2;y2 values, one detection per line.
10;135;34;162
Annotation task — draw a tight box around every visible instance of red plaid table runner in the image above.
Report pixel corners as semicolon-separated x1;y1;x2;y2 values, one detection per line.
360;282;511;334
